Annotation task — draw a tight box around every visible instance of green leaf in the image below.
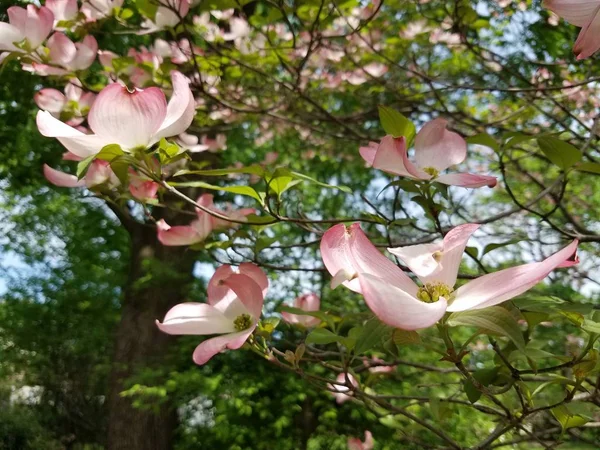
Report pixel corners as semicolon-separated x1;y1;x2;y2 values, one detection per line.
503;132;535;149
552;405;590;432
481;239;520;257
465;246;479;259
76;154;95;180
134;0;158;19
96;144;125;162
463;367;499;403
513;296;592;315
575;162;600;175
537;136;582;170
110;156;130;185
267;176;302;199
305;328;342;345
288;170;352;194
173;165;265;177
447;307;526;353
392;329;420;345
378;105;416;143
467;133;499;151
581;318;600;335
353;317;392;355
169;181;264;203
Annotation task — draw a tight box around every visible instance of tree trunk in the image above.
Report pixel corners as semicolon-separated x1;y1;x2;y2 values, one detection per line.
106;222;196;450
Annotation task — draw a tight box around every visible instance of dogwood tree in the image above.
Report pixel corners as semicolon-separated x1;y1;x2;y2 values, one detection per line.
1;0;600;448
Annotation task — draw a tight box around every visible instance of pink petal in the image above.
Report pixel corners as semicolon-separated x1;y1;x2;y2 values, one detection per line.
388;242;443;281
282;293;321;327
192;328;254;365
156;302;235;335
321;223;418;295
129;180;159;200
34;89;66;113
320;223;362;292
48;32;76;66
543;0;600;27
207;265;236;305
359;273;448;330
43;164;84;188
153;71;196;142
36;110;109;157
25;63;70;76
157;221;206;246
24;5;54;49
574;9;600;59
154;0;190;28
348;223;418;295
88;83;167;149
448;240;579;312
46;0;78;21
433;223;480;287
239;263;269;296
360;136;421;178
329;372;358;404
85;160;115;187
435;173;497;188
0;23;23;52
222;273;264;320
414;118;467;172
70;35;98;70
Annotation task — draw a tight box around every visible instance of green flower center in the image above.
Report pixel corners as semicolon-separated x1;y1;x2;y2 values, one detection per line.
423;167;439;178
234;314;252;331
416;282;453;303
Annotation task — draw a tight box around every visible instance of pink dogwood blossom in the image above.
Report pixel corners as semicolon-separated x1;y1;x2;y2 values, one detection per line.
329;372;358;404
157;194;254;246
544;0;600;59
43;160;119;189
34;80;96;126
321;223;578;330
46;0;79;23
0;5;54;53
157;264;268;365
81;0;124;21
348;431;374;450
281;293;321;327
359;118;497;188
141;0;190;33
36;71;195;158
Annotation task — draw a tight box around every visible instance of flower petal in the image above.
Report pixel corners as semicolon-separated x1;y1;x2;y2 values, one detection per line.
70;35;98;70
574;9;600;59
320;223;362;292
239;262;269;296
43;164;84;187
88;83;167;149
359;136;419;178
34;89;66;113
0;23;23;52
435;172;497;188
156;302;235;335
359;273;448;330
46;0;78;21
348;223;418;295
222;273;264;320
48;32;76;66
153;72;196;142
24;5;54;48
156;220;206;246
321;223;418;295
36;110;109;157
414;118;467;172
448;240;579;312
192;328;254;365
543;0;600;27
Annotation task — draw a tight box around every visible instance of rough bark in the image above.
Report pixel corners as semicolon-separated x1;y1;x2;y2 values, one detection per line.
106;221;196;450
